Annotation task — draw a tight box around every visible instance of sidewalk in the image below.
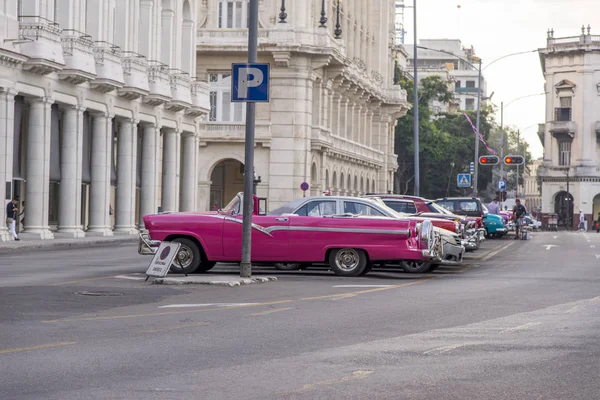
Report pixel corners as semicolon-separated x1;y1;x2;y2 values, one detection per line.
0;233;138;253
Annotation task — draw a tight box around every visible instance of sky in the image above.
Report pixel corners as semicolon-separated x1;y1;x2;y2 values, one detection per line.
401;0;599;159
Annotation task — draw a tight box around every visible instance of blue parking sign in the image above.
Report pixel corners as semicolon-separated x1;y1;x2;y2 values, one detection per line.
231;63;270;102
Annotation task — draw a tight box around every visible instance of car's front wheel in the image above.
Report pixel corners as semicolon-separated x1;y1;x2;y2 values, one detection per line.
329;248;368;277
170;237;214;274
400;260;432;273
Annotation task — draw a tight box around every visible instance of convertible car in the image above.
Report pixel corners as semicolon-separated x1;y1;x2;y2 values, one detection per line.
138;193;444;277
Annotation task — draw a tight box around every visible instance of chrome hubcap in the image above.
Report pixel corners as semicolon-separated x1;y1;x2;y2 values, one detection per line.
335;249;360;271
172;245;193;269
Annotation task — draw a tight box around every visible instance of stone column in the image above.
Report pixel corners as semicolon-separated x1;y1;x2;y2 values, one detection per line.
331;92;341;136
161;128;178;212
340;98;349;139
114;118;137;234
57;105;85;237
139;123;157;221
0;88;17;241
88;112;113;235
180;132;196;212
24;98;54;239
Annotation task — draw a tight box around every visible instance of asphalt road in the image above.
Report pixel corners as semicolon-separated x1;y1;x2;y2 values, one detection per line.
1;231;599;399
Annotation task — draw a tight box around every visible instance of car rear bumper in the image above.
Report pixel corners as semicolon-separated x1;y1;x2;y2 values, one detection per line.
138;229;161;255
441;242;465;264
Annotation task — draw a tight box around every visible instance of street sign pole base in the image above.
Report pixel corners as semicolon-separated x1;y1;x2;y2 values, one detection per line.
240;262;252;278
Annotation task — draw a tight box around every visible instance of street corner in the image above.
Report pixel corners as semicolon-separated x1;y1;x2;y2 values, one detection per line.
152;275;278;287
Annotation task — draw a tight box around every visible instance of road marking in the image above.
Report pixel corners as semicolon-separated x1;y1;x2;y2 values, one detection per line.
248;307;292;316
280;370;374;394
43;279;432;323
158;303;258;309
114;275;147;280
332;285;396;288
479;241;516;263
331;293;358;300
423;344;466;355
137;322;209;333
500;322;541;333
595;254;600;259
47;275;123;286
0;341;77;355
591;245;596;248
543;244;558;250
553;236;558;239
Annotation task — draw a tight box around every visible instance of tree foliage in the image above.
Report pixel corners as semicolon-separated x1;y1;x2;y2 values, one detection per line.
394;75;497;200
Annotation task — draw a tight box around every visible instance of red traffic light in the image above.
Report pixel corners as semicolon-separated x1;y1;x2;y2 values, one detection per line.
504;155;524;165
479;155;499;165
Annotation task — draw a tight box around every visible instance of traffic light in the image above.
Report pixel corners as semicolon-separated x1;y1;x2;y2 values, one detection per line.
479;155;499;165
504;155;525;165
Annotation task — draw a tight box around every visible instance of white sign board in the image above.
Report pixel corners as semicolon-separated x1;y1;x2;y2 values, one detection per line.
145;241;181;278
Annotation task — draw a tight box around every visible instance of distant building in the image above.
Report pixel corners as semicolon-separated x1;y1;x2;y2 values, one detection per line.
523;158;543;214
406;39;487;113
538;26;600;229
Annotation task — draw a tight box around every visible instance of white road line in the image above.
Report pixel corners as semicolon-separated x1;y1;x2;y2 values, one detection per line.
595;254;600;259
248;307;292;316
423;344;466;355
332;285;396;288
114;275;146;280
591;245;596;248
158;303;258;309
500;322;541;333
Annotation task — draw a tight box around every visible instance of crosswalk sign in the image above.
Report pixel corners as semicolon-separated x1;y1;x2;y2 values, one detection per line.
457;173;471;188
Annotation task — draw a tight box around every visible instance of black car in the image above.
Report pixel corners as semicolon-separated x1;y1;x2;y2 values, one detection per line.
433;197;485;219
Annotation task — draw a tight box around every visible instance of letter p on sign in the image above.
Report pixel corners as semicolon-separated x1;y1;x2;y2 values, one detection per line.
231;63;270;102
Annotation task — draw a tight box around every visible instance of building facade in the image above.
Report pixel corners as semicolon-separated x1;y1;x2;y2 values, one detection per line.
195;0;409;210
538;27;600;229
523;158;542;214
0;0;209;241
406;39;487;112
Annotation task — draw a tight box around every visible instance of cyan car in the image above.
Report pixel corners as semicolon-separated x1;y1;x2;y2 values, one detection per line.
482;205;508;238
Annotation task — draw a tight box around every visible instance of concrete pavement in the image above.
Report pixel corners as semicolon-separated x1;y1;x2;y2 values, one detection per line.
1;233;600;399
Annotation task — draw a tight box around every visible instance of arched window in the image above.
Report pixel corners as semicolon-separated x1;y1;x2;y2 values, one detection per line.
218;0;248;29
181;0;194;75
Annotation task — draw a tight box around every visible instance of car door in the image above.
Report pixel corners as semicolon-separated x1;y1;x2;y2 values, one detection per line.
221;213;290;262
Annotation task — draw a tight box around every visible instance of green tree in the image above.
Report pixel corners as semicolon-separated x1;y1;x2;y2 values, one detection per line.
394;75;496;199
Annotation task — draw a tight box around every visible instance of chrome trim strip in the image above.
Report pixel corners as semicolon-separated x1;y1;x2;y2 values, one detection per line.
265;226;411;236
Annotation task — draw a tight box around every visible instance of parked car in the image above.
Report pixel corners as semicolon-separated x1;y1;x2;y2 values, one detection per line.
138;193;443;277
364;194;482;251
523;216;542;230
481;205;508;238
268;195;464;273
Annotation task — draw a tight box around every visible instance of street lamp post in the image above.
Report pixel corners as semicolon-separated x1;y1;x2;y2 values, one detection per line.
413;0;419;196
473;57;482;197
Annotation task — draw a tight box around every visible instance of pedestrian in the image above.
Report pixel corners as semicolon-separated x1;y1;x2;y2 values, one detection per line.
5;197;20;241
579;210;585;231
512;198;527;240
487;198;500;215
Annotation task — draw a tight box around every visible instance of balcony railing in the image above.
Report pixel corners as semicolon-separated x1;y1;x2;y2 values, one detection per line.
198;121;272;144
59;29;96;84
90;41;125;92
145;60;171;106
18;16;65;74
119;51;149;99
166;69;192;111
187;79;210;117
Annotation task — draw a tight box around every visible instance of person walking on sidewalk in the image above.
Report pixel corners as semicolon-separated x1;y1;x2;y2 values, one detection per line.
6;197;20;241
488;198;500;215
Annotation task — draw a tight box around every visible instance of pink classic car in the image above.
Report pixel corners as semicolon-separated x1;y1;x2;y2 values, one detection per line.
138;193;443;277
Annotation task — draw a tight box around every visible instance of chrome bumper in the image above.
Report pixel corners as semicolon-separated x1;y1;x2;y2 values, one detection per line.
138;230;161;255
441;242;465;264
462;228;484;250
421;233;444;261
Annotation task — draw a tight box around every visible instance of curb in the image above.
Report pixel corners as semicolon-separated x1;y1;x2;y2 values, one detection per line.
152;276;278;286
0;237;138;253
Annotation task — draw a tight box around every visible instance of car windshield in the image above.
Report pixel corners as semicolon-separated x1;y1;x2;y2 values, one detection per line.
427;202;452;215
437;199;481;215
220;194;242;215
368;197;407;219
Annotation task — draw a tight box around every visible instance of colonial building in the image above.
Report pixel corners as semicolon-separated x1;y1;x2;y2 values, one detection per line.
0;0;209;241
538;26;600;228
195;0;409;210
523;158;542;214
406;39;487;112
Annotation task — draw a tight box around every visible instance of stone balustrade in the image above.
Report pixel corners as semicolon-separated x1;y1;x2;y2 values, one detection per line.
145;60;172;106
90;41;125;92
119;51;150;99
166;69;192;111
18;16;65;74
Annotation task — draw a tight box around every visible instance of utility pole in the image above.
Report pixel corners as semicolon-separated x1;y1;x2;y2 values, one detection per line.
239;0;259;278
516;129;520;199
413;0;419;196
472;58;482;197
500;101;504;207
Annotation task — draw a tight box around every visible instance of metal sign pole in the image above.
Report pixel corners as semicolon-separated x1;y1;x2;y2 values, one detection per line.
240;0;259;278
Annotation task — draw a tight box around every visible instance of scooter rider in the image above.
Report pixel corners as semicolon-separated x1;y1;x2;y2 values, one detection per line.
512;198;527;240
